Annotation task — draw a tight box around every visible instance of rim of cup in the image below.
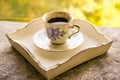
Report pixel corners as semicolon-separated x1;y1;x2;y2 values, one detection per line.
42;10;73;24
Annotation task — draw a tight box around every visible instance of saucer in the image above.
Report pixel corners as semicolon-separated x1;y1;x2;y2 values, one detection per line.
33;29;84;51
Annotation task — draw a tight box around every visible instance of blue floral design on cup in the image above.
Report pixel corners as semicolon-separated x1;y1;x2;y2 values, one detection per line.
47;28;67;41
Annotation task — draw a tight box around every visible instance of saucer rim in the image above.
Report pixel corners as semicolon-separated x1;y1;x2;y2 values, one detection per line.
32;29;84;52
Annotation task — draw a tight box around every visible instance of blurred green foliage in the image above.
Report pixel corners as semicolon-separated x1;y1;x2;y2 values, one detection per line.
0;0;120;27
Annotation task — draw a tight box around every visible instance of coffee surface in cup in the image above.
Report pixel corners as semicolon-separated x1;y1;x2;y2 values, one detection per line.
48;17;68;24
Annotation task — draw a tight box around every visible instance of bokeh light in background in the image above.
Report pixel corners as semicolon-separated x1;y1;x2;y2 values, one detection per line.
0;0;120;28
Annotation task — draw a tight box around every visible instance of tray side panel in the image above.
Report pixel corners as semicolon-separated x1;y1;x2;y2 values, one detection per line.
6;36;48;79
47;41;112;79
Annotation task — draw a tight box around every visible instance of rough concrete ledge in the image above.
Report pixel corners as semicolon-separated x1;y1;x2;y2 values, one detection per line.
0;21;120;80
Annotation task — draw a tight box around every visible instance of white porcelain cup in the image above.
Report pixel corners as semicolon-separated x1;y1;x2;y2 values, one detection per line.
42;11;80;44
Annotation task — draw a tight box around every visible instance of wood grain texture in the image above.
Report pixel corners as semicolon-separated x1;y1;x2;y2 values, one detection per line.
0;21;120;80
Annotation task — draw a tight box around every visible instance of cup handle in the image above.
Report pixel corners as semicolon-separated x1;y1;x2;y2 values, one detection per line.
69;25;80;38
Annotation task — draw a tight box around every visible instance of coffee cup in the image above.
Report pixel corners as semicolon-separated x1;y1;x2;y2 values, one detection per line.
42;11;80;44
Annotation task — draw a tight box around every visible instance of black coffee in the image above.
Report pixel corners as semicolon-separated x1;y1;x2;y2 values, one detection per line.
48;17;68;23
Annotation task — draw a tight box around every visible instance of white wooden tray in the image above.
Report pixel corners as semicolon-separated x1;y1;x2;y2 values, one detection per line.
6;18;112;80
